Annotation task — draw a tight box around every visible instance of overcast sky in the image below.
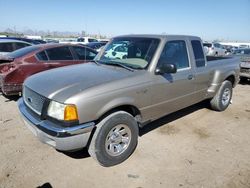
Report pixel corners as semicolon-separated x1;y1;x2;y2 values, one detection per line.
0;0;250;41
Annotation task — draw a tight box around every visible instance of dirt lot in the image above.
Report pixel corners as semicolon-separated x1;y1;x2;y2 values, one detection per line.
0;82;250;188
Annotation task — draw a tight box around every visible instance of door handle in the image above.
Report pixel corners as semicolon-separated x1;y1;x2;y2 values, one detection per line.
187;74;194;80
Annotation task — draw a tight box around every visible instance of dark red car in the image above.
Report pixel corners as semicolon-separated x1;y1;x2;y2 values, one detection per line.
0;44;97;95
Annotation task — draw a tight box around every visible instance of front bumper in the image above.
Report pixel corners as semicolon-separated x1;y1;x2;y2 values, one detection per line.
18;98;95;151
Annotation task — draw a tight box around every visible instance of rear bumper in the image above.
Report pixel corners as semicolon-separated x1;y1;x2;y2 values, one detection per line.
1;83;22;95
0;75;22;95
240;68;250;78
240;73;250;78
18;98;95;151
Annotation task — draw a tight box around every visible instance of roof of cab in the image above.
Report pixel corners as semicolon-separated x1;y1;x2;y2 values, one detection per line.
113;34;201;40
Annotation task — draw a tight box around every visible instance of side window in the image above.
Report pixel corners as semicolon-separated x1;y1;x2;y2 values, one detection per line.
15;42;30;50
36;51;48;61
73;46;97;60
191;40;206;67
0;43;13;52
88;38;98;43
46;47;73;60
159;40;189;69
77;38;85;42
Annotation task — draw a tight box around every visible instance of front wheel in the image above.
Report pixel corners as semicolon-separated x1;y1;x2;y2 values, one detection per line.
88;111;138;167
210;80;232;111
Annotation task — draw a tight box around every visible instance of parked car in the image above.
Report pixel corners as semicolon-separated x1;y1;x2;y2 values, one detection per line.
104;42;131;59
222;45;234;54
0;39;32;56
233;48;250;81
203;42;227;56
0;44;97;95
77;37;98;44
232;48;250;55
18;34;240;166
45;39;59;43
0;37;46;45
86;41;107;52
60;37;99;45
97;38;110;43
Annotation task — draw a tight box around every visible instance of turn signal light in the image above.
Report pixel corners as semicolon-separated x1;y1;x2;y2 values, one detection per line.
64;105;79;121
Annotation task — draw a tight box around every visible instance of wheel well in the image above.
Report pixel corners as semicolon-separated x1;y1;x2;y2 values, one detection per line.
96;105;141;124
225;75;235;86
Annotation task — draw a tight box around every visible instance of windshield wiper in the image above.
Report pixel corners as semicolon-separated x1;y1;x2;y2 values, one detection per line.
103;61;134;72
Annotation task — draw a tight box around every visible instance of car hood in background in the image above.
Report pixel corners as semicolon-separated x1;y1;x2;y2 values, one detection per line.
24;63;136;102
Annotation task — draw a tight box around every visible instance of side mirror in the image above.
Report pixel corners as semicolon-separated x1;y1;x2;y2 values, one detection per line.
155;63;177;75
112;51;117;56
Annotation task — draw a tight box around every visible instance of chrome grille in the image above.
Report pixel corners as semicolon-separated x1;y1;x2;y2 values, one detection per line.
23;86;46;115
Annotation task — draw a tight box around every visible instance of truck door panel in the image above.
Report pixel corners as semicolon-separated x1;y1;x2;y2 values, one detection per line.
149;39;196;120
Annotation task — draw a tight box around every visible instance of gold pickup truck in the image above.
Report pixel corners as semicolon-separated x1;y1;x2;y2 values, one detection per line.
18;35;240;166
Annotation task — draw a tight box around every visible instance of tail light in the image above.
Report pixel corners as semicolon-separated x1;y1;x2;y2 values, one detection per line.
0;64;17;73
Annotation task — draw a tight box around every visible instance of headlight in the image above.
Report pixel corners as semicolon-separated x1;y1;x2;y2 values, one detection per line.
47;101;78;121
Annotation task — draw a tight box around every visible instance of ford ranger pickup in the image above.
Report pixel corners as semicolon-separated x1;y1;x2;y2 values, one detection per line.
18;35;240;166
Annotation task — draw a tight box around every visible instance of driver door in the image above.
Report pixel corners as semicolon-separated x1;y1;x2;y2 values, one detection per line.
150;39;196;119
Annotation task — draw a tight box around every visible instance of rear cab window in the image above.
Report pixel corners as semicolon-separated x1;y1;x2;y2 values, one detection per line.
46;47;73;60
191;40;206;67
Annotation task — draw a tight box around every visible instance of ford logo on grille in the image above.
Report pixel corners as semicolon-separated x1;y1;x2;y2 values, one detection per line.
27;97;33;103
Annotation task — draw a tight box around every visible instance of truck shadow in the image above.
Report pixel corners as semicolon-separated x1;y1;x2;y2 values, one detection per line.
60;147;90;159
139;100;210;136
37;182;53;188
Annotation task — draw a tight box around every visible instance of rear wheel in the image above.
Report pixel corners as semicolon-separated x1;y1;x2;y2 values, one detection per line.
88;111;138;167
210;80;232;111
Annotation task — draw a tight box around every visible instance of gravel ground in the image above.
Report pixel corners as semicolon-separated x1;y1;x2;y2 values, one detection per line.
0;82;250;188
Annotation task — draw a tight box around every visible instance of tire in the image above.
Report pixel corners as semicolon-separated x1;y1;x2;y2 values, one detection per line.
88;111;138;167
210;80;232;111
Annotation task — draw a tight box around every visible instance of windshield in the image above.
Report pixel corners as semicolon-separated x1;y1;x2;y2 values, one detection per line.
8;45;40;58
96;37;159;69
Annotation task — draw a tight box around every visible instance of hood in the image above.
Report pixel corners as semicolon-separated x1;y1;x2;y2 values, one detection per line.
24;63;135;102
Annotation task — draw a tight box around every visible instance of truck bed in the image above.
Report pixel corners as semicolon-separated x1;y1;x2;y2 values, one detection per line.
206;56;234;61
